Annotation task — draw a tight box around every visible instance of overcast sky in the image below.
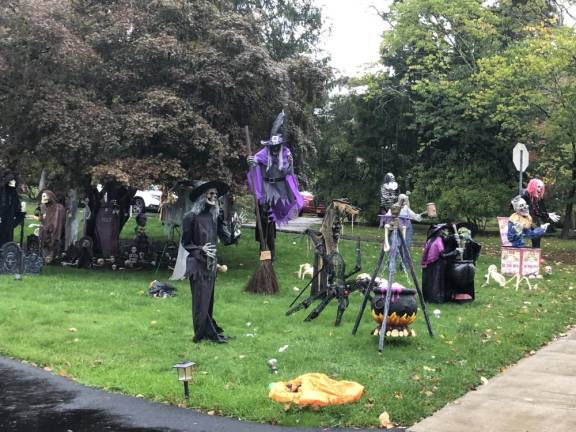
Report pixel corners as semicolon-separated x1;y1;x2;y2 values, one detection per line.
315;1;576;77
314;0;390;77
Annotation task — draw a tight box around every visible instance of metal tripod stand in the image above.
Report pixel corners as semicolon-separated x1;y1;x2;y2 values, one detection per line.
352;203;434;352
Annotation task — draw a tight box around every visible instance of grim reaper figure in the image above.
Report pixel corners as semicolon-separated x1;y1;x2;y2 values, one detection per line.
181;181;240;344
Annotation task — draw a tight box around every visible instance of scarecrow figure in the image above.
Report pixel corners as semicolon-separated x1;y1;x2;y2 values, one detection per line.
0;172;25;248
247;111;304;259
181;181;240;344
521;178;560;248
508;195;548;248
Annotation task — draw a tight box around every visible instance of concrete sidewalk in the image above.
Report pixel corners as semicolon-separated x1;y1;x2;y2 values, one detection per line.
409;326;576;432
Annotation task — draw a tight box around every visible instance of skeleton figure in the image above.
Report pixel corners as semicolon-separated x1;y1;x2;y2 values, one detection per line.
181;181;241;344
379;173;399;215
286;200;362;326
507;196;548;248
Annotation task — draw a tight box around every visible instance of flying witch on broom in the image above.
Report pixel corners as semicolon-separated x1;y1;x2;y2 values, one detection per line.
246;112;304;294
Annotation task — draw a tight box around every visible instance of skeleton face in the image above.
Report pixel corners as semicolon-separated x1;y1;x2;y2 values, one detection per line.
8;179;16;188
205;188;218;206
513;197;529;216
536;183;543;194
269;145;281;157
41;192;50;204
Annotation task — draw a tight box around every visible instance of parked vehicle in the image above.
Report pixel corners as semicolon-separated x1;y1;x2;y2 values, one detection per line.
133;187;162;213
300;191;326;217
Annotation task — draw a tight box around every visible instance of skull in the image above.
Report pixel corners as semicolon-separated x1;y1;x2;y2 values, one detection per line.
41;192;50;204
205;188;218;206
512;196;529;216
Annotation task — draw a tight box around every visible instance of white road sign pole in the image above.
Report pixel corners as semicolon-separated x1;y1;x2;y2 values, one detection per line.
513;143;529;195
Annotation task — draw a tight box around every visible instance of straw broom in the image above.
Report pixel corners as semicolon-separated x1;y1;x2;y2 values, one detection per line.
244;126;279;294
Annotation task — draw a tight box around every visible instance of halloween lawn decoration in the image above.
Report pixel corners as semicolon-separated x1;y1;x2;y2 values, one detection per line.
0;172;25;248
508;196;548;248
247;112;304;261
39;190;65;264
181;181;240;344
286;199;362;325
521;179;560;248
245;121;289;295
352;203;434;352
369;278;418;338
379;173;399;215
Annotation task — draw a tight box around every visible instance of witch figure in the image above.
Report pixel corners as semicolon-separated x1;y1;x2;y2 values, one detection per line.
421;224;459;303
0;172;25;248
247;111;304;259
181;181;241;344
521;179;560;248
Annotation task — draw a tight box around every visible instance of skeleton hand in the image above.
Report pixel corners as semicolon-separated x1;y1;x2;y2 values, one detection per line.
247;156;257;167
201;243;217;259
512;223;524;235
541;223;550;232
548;212;560;223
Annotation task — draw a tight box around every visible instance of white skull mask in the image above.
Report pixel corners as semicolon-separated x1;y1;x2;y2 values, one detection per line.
512;196;529;216
205;188;218;206
41;192;50;204
8;179;16;188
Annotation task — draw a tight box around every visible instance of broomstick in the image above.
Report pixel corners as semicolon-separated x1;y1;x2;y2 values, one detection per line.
244;126;279;294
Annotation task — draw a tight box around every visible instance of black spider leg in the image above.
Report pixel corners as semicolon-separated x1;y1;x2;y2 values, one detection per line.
304;289;337;322
286;289;328;316
398;229;434;337
334;292;349;326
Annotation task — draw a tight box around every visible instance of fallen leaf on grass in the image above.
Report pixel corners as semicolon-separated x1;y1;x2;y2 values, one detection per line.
379;411;395;429
68;328;78;333
393;392;403;400
480;377;488;385
411;374;421;381
207;410;215;416
43;366;53;372
58;370;69;377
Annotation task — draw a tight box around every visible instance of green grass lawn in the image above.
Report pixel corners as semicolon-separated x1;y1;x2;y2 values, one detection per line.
1;216;575;428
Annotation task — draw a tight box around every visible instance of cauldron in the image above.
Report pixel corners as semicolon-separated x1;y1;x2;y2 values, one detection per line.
446;259;475;302
370;281;417;336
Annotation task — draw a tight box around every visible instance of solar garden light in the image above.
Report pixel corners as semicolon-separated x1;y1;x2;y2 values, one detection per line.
173;361;195;399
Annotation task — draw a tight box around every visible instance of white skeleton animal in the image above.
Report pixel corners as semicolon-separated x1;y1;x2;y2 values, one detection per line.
298;263;314;279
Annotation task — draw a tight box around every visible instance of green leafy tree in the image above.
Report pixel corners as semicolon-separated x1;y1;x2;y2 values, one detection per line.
0;0;329;192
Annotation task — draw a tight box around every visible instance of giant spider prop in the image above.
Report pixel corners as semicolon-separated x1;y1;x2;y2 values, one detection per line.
286;199;365;325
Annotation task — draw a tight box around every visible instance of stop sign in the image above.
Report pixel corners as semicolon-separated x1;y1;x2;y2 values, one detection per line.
513;143;529;172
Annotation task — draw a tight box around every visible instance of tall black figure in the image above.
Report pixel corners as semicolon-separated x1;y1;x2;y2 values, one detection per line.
352;203;434;352
181;181;240;344
0;172;25;248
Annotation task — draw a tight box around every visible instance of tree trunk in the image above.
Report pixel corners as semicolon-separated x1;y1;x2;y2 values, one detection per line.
560;159;576;239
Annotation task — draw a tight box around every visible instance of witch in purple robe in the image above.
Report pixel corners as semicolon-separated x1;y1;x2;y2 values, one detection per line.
247;112;304;258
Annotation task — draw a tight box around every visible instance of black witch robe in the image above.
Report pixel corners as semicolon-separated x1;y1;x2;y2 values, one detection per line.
0;184;24;247
181;209;237;343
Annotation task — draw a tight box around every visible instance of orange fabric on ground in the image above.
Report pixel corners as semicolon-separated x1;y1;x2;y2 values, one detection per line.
268;373;364;408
